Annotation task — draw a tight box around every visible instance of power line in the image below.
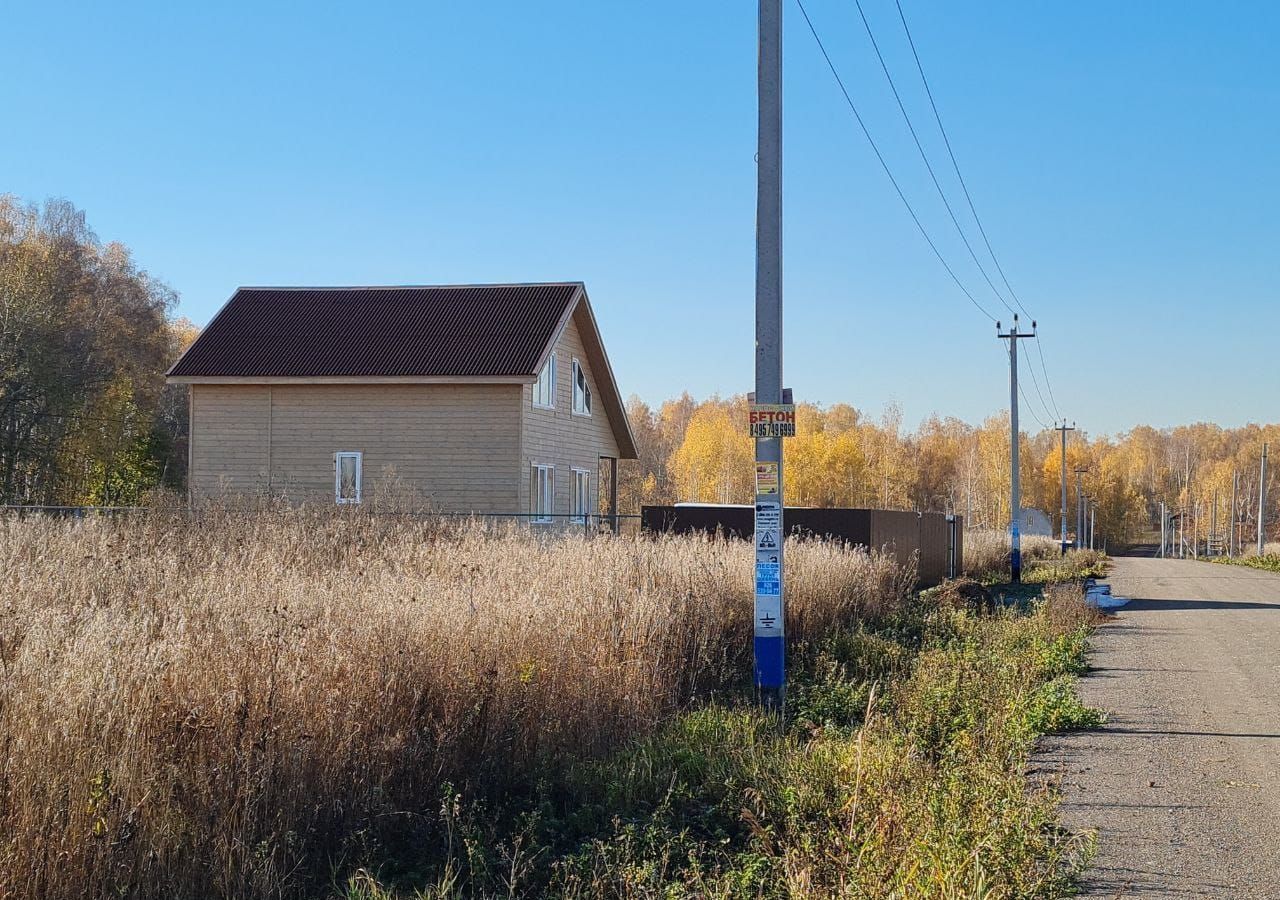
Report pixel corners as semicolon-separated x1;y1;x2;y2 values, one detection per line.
892;0;1027;318
798;0;1062;427
1019;381;1049;431
793;0;999;323
1003;342;1049;431
1019;332;1058;424
851;0;1057;424
1033;340;1062;420
893;0;1065;420
852;0;1017;318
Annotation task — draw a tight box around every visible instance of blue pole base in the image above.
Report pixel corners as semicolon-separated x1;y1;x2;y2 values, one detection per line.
1011;548;1022;584
754;634;785;694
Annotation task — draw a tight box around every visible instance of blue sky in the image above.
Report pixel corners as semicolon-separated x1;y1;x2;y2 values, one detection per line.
5;1;1278;435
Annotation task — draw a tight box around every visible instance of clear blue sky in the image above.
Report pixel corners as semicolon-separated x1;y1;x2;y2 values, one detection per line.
5;1;1278;435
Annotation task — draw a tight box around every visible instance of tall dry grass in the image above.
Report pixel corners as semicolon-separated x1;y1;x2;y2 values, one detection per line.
964;529;1063;579
0;507;909;900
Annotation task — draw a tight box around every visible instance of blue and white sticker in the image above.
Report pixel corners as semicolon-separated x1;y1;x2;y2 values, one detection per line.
755;561;780;596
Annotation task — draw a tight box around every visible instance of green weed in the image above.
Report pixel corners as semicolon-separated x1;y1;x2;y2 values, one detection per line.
344;584;1103;899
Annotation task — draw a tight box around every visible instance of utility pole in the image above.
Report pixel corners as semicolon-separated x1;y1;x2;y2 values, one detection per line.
1193;501;1199;559
997;315;1037;582
1055;421;1075;555
1259;443;1269;556
1230;470;1239;557
753;0;785;713
1160;500;1166;558
1090;501;1096;550
1211;489;1218;557
1074;467;1088;550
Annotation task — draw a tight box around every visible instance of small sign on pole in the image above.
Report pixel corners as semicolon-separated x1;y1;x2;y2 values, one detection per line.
755;462;780;495
754;500;783;640
749;404;796;438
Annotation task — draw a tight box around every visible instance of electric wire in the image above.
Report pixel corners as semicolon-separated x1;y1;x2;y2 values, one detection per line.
793;0;999;323
852;0;1017;318
892;0;1027;318
1033;341;1062;420
797;0;1058;430
1019;332;1058;426
893;0;1064;421
1019;382;1049;431
1003;343;1049;432
856;0;1057;423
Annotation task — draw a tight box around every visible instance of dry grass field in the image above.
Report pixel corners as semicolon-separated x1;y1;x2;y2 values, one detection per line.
964;530;1066;579
0;508;911;899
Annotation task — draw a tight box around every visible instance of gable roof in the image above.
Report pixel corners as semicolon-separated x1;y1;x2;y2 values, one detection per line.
167;282;637;458
168;283;581;379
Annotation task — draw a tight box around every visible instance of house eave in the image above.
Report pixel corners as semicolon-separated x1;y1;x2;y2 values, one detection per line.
168;375;534;385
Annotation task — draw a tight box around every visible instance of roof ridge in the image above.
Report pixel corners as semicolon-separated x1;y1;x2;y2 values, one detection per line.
235;282;585;292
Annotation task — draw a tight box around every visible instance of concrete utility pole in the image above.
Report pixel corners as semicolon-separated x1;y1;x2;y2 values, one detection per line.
1090;501;1096;550
1259;443;1269;556
1160;500;1166;558
1230;470;1239;556
997;315;1037;582
753;0;785;712
1211;489;1218;557
1193;501;1199;559
1055;421;1075;555
1074;467;1089;550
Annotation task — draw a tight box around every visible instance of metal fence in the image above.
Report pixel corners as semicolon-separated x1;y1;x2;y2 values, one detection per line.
0;505;644;535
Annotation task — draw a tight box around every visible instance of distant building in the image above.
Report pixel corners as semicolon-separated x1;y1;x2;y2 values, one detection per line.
1019;507;1054;537
167;283;637;522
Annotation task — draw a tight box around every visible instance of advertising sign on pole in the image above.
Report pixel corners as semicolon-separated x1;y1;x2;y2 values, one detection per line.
749;404;796;438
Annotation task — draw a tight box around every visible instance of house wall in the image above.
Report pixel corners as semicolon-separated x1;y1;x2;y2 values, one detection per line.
189;383;523;511
519;311;622;518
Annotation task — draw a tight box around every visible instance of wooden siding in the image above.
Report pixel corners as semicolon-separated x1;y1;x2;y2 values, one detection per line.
190;383;523;512
520;309;622;517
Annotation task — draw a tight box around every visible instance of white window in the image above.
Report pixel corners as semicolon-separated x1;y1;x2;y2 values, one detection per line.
533;354;556;408
571;468;592;525
335;452;362;504
530;464;554;524
572;358;592;416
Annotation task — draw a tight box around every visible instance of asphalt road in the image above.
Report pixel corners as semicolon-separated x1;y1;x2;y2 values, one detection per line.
1040;556;1280;898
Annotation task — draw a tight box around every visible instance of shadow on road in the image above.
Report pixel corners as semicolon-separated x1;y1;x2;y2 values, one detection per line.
1123;598;1280;611
1108;728;1280;739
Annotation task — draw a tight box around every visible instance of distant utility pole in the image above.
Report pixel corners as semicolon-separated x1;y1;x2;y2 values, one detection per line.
1089;501;1096;551
1160;500;1166;558
1211;489;1218;557
1259;443;1269;556
1193;501;1199;559
1074;467;1089;550
753;0;785;713
997;315;1037;582
1055;421;1075;556
1230;470;1239;557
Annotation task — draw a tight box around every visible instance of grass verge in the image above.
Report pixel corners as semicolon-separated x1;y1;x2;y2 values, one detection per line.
344;583;1106;899
1211;553;1280;573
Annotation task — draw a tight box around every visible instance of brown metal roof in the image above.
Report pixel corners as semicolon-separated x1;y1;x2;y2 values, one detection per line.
168;283;582;378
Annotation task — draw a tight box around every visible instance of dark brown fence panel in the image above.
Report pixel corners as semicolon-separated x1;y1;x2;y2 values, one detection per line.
641;505;960;587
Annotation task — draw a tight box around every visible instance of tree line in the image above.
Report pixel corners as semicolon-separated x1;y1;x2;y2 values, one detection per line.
6;195;1273;539
0;197;192;505
621;394;1279;547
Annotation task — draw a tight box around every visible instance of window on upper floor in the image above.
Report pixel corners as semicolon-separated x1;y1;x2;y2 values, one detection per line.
533;354;556;408
572;358;592;416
